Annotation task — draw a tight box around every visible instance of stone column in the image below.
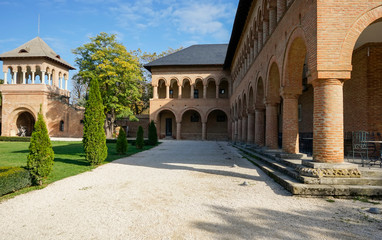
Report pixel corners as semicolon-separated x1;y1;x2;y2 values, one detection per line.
282;93;299;154
238;118;242;142
265;102;279;149
203;85;207;99
3;71;7;84
258;31;263;52
153;86;158;99
13;70;18;84
178;85;182;99
242;116;248;144
247;112;255;144
65;77;68;90
277;0;286;22
253;39;258;59
165;85;170;99
202;122;206;140
216;84;219;99
234;120;238;142
31;71;35;84
313;79;345;163
22;71;26;84
191;85;194;99
176;122;181;140
41;71;46;84
255;108;265;146
263;20;269;44
269;7;277;34
48;73;52;85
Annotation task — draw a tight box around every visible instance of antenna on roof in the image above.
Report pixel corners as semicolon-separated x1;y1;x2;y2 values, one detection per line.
38;14;40;36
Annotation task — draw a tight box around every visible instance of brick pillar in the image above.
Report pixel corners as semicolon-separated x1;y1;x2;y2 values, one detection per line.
282;93;299;154
277;0;286;22
313;79;344;163
255;109;265;146
265;103;279;149
203;85;207;99
153;86;158;99
247;112;255;144
269;7;277;34
234;120;238;142
176;122;181;140
242;115;247;143
216;84;219;98
238;118;242;142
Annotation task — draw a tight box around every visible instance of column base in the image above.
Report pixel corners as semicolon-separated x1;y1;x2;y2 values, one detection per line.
297;160;361;178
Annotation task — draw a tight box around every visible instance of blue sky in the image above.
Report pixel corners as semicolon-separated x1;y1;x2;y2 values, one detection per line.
0;0;239;91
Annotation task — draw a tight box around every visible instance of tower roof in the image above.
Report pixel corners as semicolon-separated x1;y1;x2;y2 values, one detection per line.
0;37;75;70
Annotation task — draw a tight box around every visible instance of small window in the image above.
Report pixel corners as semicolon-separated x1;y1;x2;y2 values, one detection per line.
59;120;64;131
18;49;28;53
190;113;200;122
194;89;199;99
217;115;226;122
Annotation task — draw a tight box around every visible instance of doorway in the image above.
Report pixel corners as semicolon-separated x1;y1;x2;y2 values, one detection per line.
166;118;172;136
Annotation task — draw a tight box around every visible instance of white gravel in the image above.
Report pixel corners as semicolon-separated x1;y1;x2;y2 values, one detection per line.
0;140;381;240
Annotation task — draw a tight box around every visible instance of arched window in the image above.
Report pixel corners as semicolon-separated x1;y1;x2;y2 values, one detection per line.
59;120;64;131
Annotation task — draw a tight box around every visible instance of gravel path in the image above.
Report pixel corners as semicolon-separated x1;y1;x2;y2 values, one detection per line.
0;140;381;240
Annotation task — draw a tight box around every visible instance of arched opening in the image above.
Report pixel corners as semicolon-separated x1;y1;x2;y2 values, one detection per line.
35;66;41;83
242;93;248;142
282;35;307;154
182;79;191;98
59;120;65;132
158;79;166;99
255;77;266;146
157;110;176;139
16;112;35;137
206;110;228;140
181;110;202;140
266;62;282;149
343;18;382;159
194;78;203;99
169;79;179;99
219;79;229;98
206;79;216;98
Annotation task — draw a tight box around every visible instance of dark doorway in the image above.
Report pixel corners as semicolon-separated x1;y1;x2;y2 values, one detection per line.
16;112;35;136
166;118;172;136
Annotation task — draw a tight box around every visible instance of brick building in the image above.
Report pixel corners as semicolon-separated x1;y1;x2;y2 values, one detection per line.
0;37;84;137
147;0;382;165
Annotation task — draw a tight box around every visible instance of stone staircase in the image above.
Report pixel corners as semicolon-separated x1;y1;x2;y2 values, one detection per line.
234;144;382;197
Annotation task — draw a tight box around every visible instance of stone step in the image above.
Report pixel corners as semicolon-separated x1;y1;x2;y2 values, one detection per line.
236;145;382;196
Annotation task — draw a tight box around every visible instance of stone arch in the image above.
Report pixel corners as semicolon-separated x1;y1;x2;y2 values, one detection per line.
157;78;167;99
9;106;37;137
266;58;281;103
181;108;203;140
182;78;191;98
254;76;266;146
206;108;229;141
340;6;382;68
169;78;179;99
206;78;216;99
155;108;177;139
248;85;255;112
194;78;204;99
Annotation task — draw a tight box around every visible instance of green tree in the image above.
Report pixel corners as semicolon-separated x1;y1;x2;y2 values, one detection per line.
83;78;108;165
136;126;144;149
148;120;158;145
73;32;143;137
71;73;88;107
116;127;128;154
27;106;54;185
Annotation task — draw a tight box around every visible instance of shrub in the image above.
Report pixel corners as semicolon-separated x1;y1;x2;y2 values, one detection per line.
136;126;144;149
0;167;32;196
116;127;128;154
148;120;158;146
0;136;31;142
83;78;108;165
27;106;55;185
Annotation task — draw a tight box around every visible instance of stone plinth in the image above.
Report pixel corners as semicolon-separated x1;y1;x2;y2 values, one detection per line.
297;160;361;178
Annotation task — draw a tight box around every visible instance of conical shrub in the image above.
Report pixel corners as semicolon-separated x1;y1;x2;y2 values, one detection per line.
116;127;128;154
148;121;158;145
136;126;144;149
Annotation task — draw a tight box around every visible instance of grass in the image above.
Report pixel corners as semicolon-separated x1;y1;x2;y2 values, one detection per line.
0;141;156;200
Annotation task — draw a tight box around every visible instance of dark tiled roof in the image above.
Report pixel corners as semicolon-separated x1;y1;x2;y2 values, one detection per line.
224;0;253;69
144;44;228;72
0;37;75;70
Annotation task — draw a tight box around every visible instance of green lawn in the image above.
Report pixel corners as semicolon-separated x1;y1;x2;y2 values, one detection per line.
0;141;155;199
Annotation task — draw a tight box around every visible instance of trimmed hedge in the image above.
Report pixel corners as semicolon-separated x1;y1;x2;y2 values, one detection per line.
0;136;31;142
0;167;32;196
